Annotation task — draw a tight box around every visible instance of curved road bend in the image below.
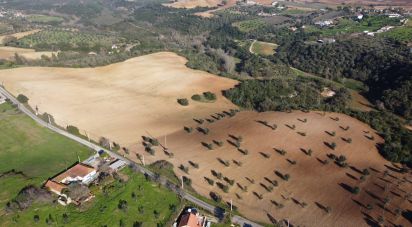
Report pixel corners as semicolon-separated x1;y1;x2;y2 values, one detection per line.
0;86;263;227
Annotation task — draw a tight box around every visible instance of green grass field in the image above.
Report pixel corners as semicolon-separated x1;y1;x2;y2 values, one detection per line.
0;102;92;209
250;41;278;56
0;102;182;226
27;15;64;24
0;168;181;226
232;19;266;32
380;18;412;43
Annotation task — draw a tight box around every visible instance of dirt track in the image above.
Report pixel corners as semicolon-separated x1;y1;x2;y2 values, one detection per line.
128;111;412;226
0;52;237;146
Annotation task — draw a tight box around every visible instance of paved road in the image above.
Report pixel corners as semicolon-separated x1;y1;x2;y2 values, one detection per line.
0;86;263;227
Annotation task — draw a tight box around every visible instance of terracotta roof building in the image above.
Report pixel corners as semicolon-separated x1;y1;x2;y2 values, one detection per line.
44;180;67;195
178;213;202;227
53;163;97;185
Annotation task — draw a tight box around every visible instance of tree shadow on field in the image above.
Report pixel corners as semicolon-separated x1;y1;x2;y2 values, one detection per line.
339;182;353;193
402;209;412;224
350;165;363;174
346;172;358;180
266;213;278;225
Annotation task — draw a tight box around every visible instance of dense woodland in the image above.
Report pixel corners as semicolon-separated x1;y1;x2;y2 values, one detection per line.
278;37;412;119
0;0;411;165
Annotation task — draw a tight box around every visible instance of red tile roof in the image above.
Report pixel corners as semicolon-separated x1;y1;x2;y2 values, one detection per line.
178;213;202;227
45;180;67;194
53;163;95;183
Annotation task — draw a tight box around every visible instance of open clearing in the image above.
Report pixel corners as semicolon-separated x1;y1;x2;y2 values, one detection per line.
126;111;412;226
250;40;278;56
0;46;56;60
0;29;41;45
0;52;237;147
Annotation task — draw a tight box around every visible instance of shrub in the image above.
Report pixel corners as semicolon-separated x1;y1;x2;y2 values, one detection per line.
307;149;313;156
283;174;290;181
118;199;128;211
179;164;189;173
62;213;69;224
205;177;214;186
17;94;29;103
366;204;373;210
145;146;155;155
177;98;189;106
203;91;216;101
210;191;221;202
66;125;80;135
330;142;337;150
362;168;370;175
184;126;193;133
352;186;360;194
33;215;40;223
182;176;192;186
191;94;201;101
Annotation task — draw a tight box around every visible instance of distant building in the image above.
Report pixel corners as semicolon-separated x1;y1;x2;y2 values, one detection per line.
387;13;401;18
356;13;364;20
315;20;333;27
321;87;336;97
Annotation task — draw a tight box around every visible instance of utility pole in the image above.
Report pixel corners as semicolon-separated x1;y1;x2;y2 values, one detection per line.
181;176;184;189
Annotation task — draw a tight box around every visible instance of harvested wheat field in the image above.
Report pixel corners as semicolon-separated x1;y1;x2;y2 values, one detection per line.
0;52;237;146
0;46;56;60
164;0;222;9
0;29;41;44
127;111;412;226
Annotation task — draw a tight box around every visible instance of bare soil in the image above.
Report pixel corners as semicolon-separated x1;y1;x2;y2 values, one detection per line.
0;52;238;147
0;46;56;60
126;111;412;226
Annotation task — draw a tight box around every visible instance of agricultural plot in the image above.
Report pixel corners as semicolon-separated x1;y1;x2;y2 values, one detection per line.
10;29;118;51
127;111;412;226
26;15;64;24
0;52;237;147
232;19;267;32
250;41;278;56
0;46;56;60
0;30;41;45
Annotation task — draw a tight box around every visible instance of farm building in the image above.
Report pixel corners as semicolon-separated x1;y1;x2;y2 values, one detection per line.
44;163;98;205
52;163;98;185
175;208;211;227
